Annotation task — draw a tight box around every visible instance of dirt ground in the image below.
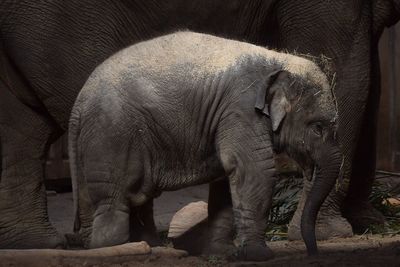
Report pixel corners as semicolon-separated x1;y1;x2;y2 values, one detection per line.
0;235;399;267
46;184;209;235
0;184;397;267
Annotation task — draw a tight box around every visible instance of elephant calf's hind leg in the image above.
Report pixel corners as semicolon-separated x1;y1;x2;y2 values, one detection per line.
129;199;162;246
203;179;236;256
90;205;130;248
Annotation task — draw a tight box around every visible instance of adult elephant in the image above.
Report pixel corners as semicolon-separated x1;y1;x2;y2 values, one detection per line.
0;0;399;249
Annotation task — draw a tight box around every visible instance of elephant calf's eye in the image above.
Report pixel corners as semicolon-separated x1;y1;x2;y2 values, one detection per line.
312;122;324;137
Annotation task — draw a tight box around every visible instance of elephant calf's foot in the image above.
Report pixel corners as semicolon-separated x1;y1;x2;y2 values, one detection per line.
233;242;274;262
202;240;236;259
288;214;353;241
203;240;273;262
342;201;386;233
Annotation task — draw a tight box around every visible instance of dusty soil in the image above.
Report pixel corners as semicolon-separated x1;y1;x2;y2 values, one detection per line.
46;185;209;235
0;235;399;267
1;182;390;266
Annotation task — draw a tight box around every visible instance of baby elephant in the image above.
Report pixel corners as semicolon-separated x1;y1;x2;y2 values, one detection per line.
69;31;342;261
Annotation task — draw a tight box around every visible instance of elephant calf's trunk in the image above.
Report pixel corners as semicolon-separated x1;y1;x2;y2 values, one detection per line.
300;150;342;255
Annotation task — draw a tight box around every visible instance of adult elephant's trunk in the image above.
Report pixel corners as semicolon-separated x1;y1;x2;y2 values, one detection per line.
301;145;343;255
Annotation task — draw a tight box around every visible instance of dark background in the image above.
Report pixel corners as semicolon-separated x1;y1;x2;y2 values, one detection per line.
44;23;400;184
377;24;400;172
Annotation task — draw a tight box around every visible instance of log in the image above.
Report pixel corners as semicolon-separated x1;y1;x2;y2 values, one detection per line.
0;241;151;267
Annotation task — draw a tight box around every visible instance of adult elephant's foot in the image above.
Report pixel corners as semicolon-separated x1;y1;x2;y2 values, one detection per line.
0;149;66;248
288;178;353;240
0;81;65;249
0;218;65;249
0;181;65;248
342;201;386;233
288;211;353;240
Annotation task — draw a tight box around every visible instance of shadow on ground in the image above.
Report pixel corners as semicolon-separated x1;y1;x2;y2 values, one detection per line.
2;184;391;266
47;184;209;235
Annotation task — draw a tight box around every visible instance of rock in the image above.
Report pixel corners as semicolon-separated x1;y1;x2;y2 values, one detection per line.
168;201;209;255
168;201;208;239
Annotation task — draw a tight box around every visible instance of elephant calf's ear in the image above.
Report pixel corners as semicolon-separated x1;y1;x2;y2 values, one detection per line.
255;70;291;131
254;69;281;115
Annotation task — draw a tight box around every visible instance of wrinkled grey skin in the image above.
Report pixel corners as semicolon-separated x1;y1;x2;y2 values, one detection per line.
1;0;400;249
69;32;342;261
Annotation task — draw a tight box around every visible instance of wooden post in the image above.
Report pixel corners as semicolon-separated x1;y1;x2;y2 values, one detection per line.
377;24;400;172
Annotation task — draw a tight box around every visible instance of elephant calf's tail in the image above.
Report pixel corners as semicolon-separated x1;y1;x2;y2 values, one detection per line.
68;107;83;234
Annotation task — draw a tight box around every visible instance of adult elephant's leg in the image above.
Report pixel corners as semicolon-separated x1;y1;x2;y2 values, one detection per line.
130;199;161;246
0;84;64;248
341;52;386;232
288;43;375;241
204;179;235;255
288;176;353;240
286;5;377;239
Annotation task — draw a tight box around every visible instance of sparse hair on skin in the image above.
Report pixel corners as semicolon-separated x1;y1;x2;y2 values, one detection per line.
91;31;331;85
82;31;336;118
287;51;335;80
284;49;338;118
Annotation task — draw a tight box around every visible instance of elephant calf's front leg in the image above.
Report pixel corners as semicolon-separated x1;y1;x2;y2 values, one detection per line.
217;129;276;261
228;158;276;261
